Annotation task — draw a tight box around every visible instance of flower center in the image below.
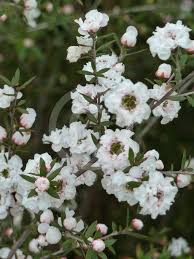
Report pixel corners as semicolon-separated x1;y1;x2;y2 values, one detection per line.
110;142;124;155
122;95;137;111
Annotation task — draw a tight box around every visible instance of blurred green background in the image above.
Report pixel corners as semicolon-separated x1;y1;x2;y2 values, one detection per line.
0;0;194;257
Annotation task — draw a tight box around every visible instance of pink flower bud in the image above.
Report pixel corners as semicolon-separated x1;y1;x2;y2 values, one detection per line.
121;26;138;47
186;40;194;54
96;224;108;235
35;177;50;192
4;228;13;237
92;239;105;253
0;126;7;141
20;108;36;129
40;209;54;224
45;2;53;12
37;235;48;247
131;218;144;231
12;129;31;145
0;14;7;22
63;217;77;231
155;63;172;79
177;174;192;188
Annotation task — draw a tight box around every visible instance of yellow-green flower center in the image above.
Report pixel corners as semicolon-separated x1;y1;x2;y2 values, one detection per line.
110;142;124;155
122;95;137;111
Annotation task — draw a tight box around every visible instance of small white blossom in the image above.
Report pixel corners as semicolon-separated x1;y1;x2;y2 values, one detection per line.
121;26;138;47
46;226;62;244
67;46;91;63
147;21;192;60
134;171;178;219
97;129;139;173
0;126;7;141
75;9;109;34
131;218;144;230
168;237;190;257
35;177;50;192
12;129;31;145
0;85;22;109
96;224;108;235
150;83;181;124
20;108;36;129
40;209;54;224
156;63;172;79
92;239;105;253
104;79;151;127
177;174;192;188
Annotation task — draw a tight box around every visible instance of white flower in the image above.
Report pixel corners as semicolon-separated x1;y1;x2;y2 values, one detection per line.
0;85;22;109
38;223;49;234
40;209;54;224
83;53;125;89
0;14;7;22
96;224;108;235
156;63;172;79
121;26;138;47
134;171;178;219
29;239;40;253
37;235;48;247
168;237;190;257
147;21;192;60
75;9;109;34
12;129;31;145
35;177;50;192
75;170;96;187
104;79;151;127
92;239;105;253
131;218;144;230
71;84;101;114
24;0;40;28
101;171;138;206
46;226;62;244
20;108;36;129
0;126;7;141
63;217;77;230
97;129;139;173
177;174;192;188
150;83;181;124
68;122;97;155
67;46;91;63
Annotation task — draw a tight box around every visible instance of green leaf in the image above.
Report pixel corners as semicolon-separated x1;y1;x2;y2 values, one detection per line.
39;158;47;177
104;239;117;247
28;189;37;198
11;68;20;86
108;246;116;255
17;76;36;90
78;70;94;76
48;167;62;181
187;96;194;107
85;221;97;239
16;107;29;114
128;148;135;164
82;94;95;104
63;239;76;255
112;222;117;232
86;249;98;259
20;174;36;183
99;252;108;259
97;40;116;52
91;133;98;145
87;113;97;123
0;75;11;85
127;181;141;189
168;95;186;101
47;187;60;199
